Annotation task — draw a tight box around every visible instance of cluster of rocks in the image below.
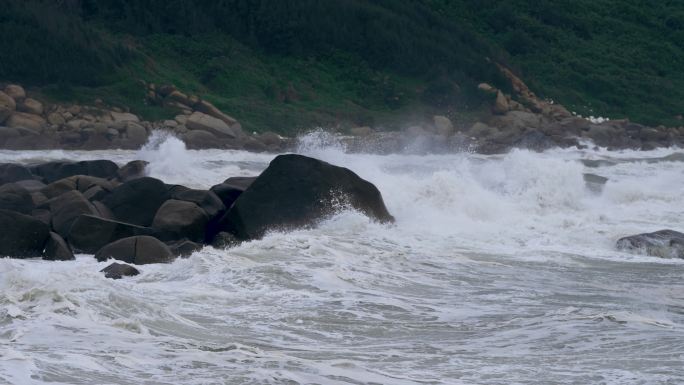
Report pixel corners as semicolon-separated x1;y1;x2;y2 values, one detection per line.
0;83;290;152
0;154;393;279
345;65;684;154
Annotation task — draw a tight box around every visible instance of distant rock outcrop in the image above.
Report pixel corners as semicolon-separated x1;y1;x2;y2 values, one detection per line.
0;82;290;152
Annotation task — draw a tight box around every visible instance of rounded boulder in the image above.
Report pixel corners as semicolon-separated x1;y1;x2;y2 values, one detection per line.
94;236;174;265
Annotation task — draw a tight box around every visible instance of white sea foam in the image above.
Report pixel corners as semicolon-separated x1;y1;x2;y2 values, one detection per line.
1;132;683;384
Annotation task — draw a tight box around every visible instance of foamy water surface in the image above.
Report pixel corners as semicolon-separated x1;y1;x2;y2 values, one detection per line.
1;132;683;384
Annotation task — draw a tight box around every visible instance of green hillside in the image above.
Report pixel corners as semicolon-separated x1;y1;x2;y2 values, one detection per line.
430;0;684;126
1;0;683;132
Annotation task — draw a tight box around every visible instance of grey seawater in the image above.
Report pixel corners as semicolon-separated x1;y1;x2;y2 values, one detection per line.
1;132;683;385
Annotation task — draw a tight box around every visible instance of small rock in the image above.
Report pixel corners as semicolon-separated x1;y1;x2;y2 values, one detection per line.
174;115;188;125
4;85;26;102
101;262;140;279
67;105;82;115
477;83;497;94
493;91;509;115
43;232;75;261
194;100;239;127
0;91;16;124
110;111;140;123
126;122;148;145
350;126;372;137
167;239;203;257
47;112;66;126
18;98;43;115
210;176;256;208
211;231;240;249
115;160;148;182
186;111;237;138
5;112;46;131
163;119;178;128
583;173;609;193
433;116;454;136
183;129;218;149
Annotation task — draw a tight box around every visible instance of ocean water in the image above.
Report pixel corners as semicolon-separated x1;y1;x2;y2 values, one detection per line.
1;132;683;385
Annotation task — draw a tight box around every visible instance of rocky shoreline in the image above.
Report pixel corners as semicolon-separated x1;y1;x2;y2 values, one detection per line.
2;73;684;155
0;151;681;281
0;83;292;153
0;154;393;278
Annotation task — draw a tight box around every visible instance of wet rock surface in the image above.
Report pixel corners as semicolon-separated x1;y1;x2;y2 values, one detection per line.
218;154;395;240
101;262;140;279
617;230;684;259
0;155;394;278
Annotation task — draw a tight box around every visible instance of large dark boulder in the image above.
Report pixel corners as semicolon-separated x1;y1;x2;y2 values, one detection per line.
102;177;170;226
49;190;99;237
30;160;119;183
0;209;50;258
617;230;684;259
43;232;75;261
68;214;156;254
94;236;174;264
218;154;394;240
0;163;33;184
101;262;140;279
210;176;256;208
151;199;209;242
0;183;34;214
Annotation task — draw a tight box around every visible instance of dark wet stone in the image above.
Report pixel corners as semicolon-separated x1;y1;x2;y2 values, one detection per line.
211;231;240;249
617;229;684;259
0;163;33;184
94;235;174;265
583;173;608;194
0;209;50;258
218;154;394;240
115;160;148;183
102;177;170;226
43;232;75;261
151;199;208;242
68;215;156;254
167;239;203;257
30;160;119;183
210;176;256;209
101;262;140;279
49;190;99;237
0;183;34;214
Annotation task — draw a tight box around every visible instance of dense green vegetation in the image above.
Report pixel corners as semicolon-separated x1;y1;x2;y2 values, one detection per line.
1;0;683;131
430;0;684;126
